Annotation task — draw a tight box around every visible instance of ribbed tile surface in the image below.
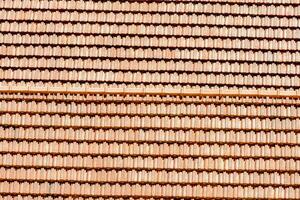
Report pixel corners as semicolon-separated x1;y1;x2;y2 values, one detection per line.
0;0;300;199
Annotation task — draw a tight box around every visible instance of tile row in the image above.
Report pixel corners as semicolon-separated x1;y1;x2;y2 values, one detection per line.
1;100;300;118
1;34;299;51
1;10;299;28
2;57;299;76
1;127;299;146
1;84;300;105
1;69;299;88
1;1;298;16
0;167;299;186
5;197;142;200
1;22;298;40
1;140;299;159
1;91;299;107
2;113;300;131
0;36;292;54
1;46;299;63
2;154;299;172
0;196;129;200
0;181;299;198
2;81;300;99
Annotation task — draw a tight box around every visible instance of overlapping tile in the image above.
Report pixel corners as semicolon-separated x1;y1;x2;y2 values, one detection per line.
0;0;299;199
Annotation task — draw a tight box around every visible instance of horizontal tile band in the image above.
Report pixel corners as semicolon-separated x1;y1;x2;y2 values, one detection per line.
0;92;299;107
0;182;299;199
0;85;299;98
0;13;298;29
1;0;299;9
1;152;298;172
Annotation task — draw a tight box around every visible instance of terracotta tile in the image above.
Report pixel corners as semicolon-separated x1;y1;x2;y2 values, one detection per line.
0;1;299;199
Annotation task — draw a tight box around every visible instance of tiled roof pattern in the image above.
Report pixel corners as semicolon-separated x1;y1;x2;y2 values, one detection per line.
0;0;299;199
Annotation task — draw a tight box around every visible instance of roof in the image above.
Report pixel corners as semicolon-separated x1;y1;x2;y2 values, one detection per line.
0;0;299;199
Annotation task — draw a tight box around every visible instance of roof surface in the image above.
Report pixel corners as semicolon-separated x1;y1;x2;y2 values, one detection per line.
0;0;300;199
